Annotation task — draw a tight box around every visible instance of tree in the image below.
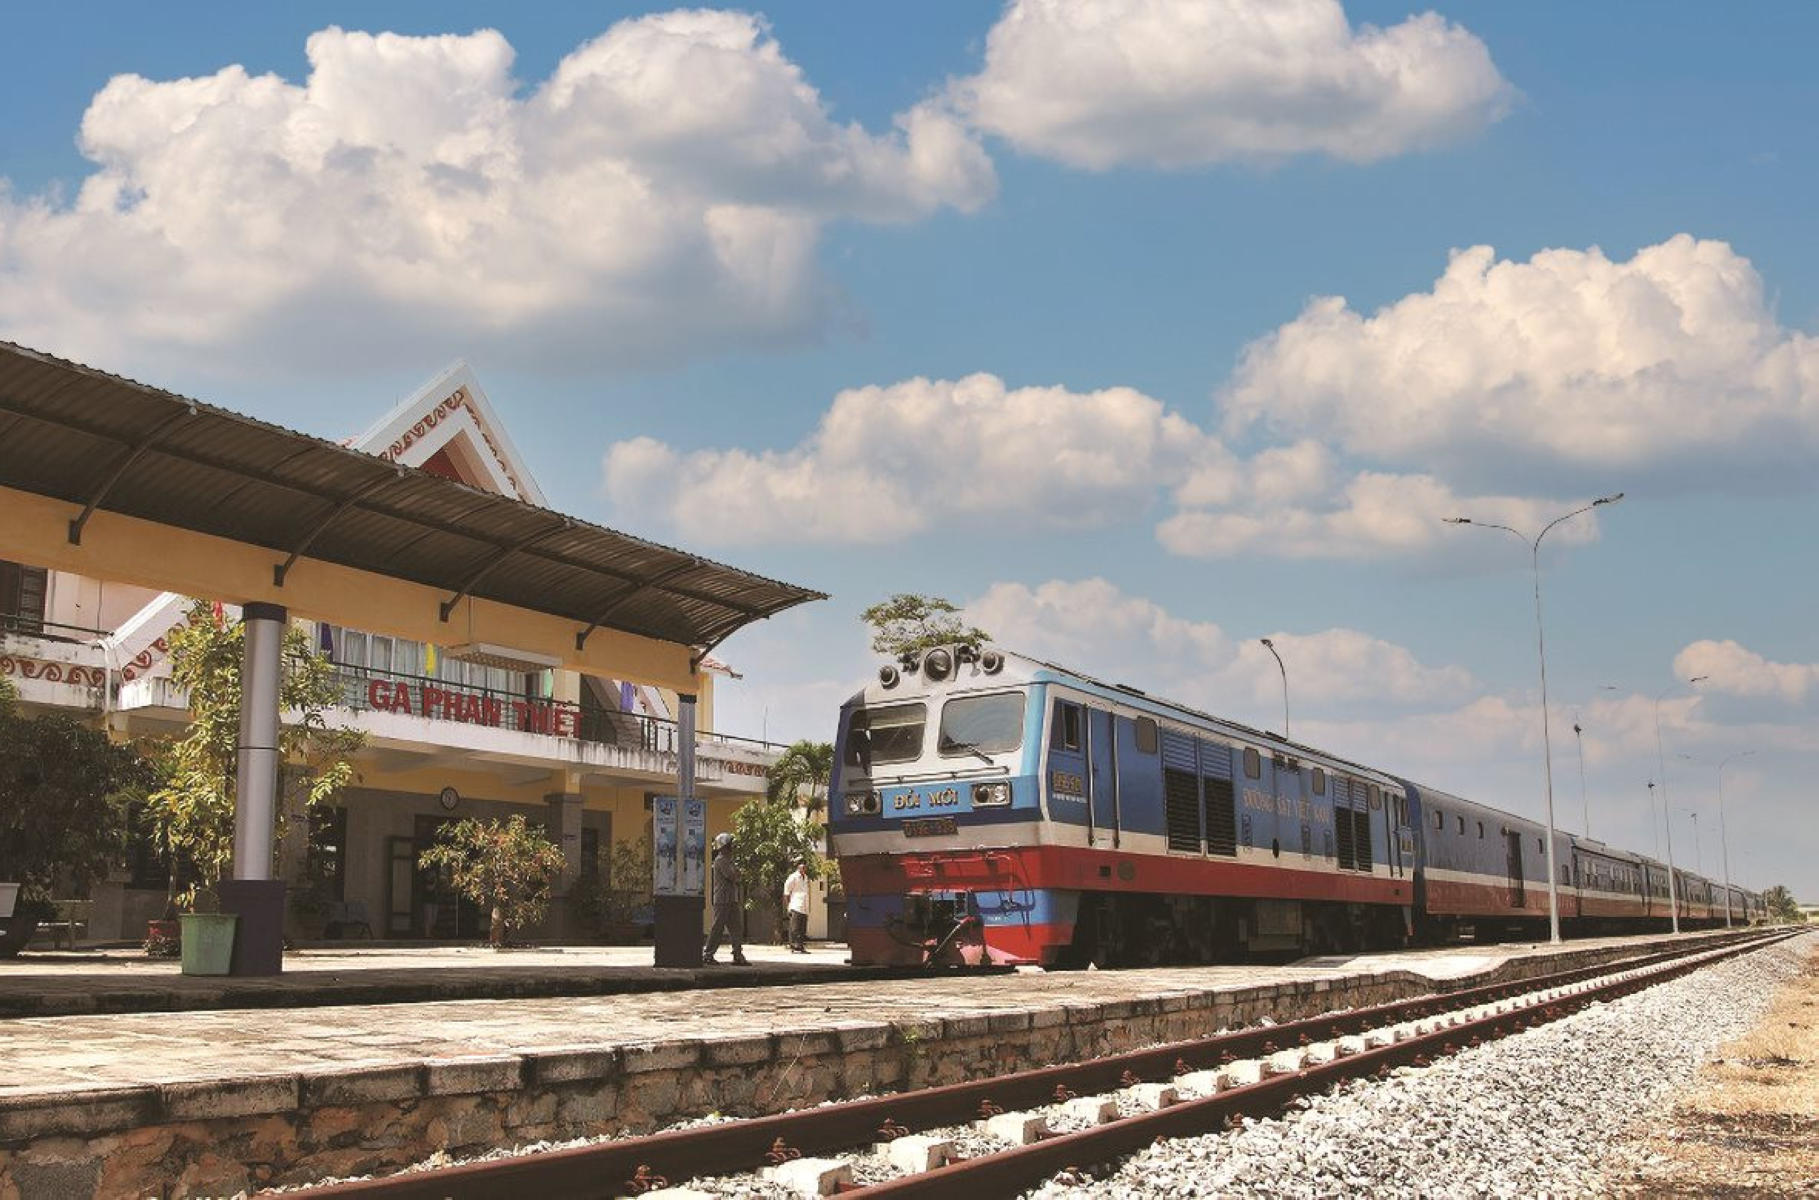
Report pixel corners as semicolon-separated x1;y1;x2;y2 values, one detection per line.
766;740;835;813
860;594;990;658
0;677;154;951
1762;884;1802;924
731;797;823;941
419;815;569;946
143;601;364;912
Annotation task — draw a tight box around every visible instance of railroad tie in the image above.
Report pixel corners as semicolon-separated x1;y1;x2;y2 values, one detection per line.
761;1157;852;1198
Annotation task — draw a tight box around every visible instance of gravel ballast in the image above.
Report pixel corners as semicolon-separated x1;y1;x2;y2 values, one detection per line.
1029;933;1814;1200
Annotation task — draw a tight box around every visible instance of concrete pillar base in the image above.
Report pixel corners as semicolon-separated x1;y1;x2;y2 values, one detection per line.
220;879;287;976
654;894;705;968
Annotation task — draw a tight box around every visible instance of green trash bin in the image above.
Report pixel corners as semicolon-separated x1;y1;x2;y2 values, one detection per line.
178;913;239;976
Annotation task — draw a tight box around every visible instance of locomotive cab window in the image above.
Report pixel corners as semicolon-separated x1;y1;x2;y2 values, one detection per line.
1134;716;1159;754
1477;821;1484;839
939;693;1025;758
1457;816;1465;835
843;703;928;769
1243;747;1261;779
1050;701;1082;752
1434;810;1444;830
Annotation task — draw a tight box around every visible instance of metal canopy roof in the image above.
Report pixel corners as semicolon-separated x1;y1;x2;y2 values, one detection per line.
0;341;825;652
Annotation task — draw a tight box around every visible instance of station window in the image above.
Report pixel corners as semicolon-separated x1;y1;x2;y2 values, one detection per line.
0;560;49;631
1311;768;1325;796
1051;701;1082;752
1134;716;1159;754
1243;747;1262;779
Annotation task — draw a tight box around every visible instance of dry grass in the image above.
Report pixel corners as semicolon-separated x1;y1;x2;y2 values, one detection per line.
1614;939;1819;1196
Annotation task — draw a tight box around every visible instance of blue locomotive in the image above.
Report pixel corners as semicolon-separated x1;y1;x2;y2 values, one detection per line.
828;646;1759;966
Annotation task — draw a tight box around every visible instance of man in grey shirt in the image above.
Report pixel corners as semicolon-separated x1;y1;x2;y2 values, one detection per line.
702;831;750;966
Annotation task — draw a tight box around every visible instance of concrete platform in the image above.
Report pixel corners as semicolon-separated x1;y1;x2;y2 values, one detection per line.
0;942;900;1018
0;932;1746;1198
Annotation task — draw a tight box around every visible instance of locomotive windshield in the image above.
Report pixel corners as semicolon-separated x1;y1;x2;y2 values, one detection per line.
938;693;1024;757
843;703;927;769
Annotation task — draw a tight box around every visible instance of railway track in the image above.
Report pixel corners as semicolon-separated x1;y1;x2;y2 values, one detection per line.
312;930;1797;1199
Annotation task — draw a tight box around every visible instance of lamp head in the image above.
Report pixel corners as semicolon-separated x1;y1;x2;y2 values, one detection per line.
1442;517;1471;525
1690;674;1710;685
1593;492;1624;506
1260;637;1274;648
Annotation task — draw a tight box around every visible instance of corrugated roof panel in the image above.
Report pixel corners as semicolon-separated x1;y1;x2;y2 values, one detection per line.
0;341;824;647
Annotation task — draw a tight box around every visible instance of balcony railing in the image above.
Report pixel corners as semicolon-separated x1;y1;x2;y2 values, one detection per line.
1;611;109;643
326;664;785;760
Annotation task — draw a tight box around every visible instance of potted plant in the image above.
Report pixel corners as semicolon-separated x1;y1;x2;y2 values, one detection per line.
290;875;335;940
177;888;238;975
0;677;152;957
602;835;654;942
141;602;363;972
418;815;568;947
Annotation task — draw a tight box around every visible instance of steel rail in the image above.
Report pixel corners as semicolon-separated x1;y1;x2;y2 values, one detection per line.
855;930;1796;1197
308;930;1790;1199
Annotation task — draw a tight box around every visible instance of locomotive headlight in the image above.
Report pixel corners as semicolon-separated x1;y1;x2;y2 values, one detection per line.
846;791;881;814
971;782;1011;807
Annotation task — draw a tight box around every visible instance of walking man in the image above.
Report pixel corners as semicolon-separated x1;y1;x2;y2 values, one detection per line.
783;858;812;953
702;831;749;966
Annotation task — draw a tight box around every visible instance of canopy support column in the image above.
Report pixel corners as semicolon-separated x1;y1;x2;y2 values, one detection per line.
223;601;287;976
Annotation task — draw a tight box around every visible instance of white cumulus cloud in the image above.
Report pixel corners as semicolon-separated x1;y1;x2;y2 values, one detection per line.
1674;639;1819;704
1159;470;1605;560
604;373;1218;544
0;14;995;373
1222;235;1819;489
953;0;1512;169
964;577;1470;717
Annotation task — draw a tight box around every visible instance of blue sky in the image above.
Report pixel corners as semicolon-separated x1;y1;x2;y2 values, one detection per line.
3;2;1815;900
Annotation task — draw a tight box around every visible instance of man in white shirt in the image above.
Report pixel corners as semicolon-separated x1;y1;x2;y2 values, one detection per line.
782;859;812;953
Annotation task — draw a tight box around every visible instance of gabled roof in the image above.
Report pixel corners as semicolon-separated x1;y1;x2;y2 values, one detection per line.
0;341;825;651
352;362;548;506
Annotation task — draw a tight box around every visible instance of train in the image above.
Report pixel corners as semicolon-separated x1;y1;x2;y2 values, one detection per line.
827;646;1764;967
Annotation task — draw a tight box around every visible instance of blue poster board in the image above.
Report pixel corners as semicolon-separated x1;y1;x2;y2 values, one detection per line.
653;795;705;897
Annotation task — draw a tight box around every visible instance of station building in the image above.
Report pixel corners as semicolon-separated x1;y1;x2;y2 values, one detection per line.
0;347;836;945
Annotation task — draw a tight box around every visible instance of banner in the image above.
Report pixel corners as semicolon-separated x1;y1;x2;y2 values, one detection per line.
682;797;706;896
653;796;706;897
652;796;680;896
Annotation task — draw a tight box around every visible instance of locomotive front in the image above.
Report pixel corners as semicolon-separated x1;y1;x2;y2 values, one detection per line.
829;644;1051;966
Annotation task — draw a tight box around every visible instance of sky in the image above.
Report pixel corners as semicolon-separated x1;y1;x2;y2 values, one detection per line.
2;2;1815;899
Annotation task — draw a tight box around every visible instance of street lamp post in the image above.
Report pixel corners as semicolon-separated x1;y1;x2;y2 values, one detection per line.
1715;750;1756;928
1260;638;1289;741
1652;675;1708;935
1690;810;1702;876
1444;492;1624;945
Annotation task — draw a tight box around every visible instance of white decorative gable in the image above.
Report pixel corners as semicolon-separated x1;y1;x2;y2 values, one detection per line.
351;362;548;505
